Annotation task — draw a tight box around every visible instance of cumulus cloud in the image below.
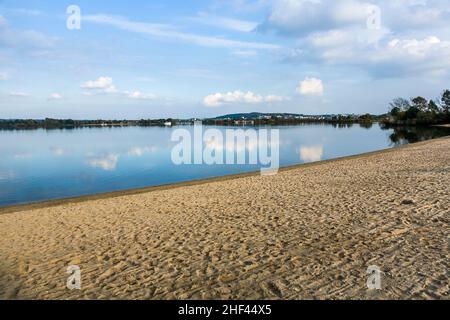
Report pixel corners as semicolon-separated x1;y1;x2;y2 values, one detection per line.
291;32;450;77
81;77;117;94
371;36;450;77
264;0;450;78
48;93;63;100
260;0;450;36
297;77;324;96
203;90;288;107
299;145;324;162
380;36;446;60
125;91;157;100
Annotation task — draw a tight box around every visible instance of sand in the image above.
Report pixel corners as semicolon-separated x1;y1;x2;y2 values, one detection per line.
0;137;449;300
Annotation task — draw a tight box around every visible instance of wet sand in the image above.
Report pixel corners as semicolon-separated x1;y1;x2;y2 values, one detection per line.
0;137;449;300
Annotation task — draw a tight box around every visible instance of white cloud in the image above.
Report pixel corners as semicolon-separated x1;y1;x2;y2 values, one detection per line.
125;91;157;100
382;36;445;60
297;77;324;96
48;93;63;100
260;0;450;35
81;76;117;93
300;145;324;162
294;32;450;77
82;76;113;89
204;91;261;106
266;0;450;78
83;14;280;50
0;71;7;80
203;90;288;107
9;91;30;97
190;12;258;32
88;154;119;171
370;36;450;77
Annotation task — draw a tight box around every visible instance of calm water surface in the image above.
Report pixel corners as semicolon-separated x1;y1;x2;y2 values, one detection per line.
0;124;448;206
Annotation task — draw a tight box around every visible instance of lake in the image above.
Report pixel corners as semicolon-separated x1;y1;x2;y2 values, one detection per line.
0;123;449;206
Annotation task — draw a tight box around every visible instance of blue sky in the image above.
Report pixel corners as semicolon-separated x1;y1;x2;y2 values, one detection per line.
1;0;449;119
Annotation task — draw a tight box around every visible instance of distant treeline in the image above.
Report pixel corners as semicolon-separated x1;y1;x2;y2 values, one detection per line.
384;89;450;125
0;115;385;130
0;119;176;130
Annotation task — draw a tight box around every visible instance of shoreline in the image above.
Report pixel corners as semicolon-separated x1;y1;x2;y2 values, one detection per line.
2;136;449;215
1;136;447;215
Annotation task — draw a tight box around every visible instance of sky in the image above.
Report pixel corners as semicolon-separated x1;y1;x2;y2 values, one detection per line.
0;0;449;119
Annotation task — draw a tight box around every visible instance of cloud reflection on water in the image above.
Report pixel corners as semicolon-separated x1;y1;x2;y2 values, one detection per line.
299;145;324;163
87;153;119;171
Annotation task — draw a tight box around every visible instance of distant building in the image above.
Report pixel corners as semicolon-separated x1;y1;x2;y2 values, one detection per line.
234;120;255;126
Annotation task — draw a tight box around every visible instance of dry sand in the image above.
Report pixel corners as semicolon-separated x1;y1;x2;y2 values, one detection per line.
0;137;449;300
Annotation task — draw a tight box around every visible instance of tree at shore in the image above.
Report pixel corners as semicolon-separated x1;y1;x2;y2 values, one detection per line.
387;90;450;124
411;96;428;112
441;90;450;114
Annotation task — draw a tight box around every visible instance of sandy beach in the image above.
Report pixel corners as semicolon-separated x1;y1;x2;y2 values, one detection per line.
0;137;449;300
